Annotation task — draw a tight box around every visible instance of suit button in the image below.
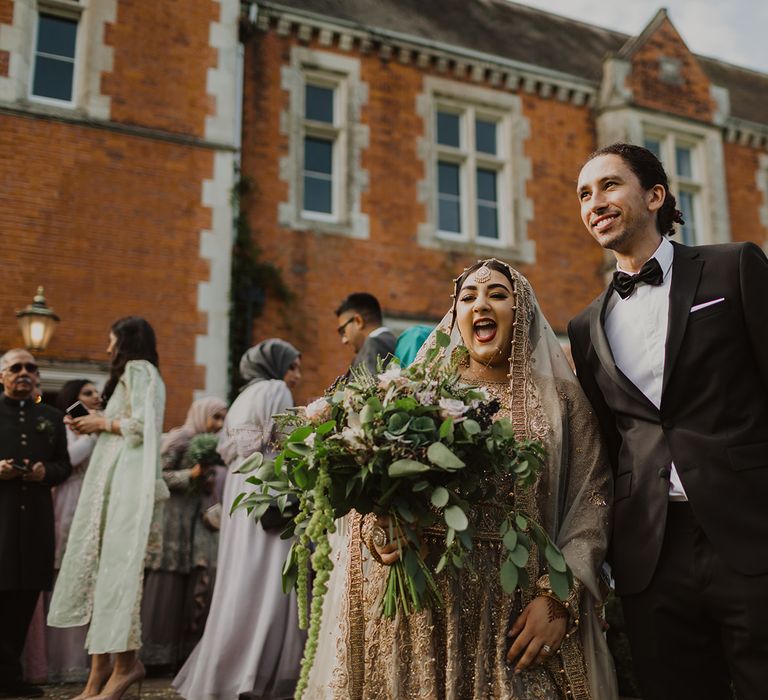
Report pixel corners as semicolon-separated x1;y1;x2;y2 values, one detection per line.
20;505;25;511
658;468;671;479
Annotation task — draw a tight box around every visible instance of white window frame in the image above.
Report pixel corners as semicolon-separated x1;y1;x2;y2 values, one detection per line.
28;0;84;108
279;47;369;239
300;70;347;223
418;77;534;262
434;99;510;247
644;130;704;245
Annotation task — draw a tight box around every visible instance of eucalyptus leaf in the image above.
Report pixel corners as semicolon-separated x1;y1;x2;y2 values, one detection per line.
444;505;468;531
230;491;246;514
436;553;448;574
439;418;454;440
502;528;518;551
515;514;529;530
316;420;336;436
411;416;436;433
545;544;568;573
413;480;430;492
286;442;312;457
388;459;430;477
549;569;570;601
431;486;450;508
509;544;529;567
500;557;519;594
445;527;456;547
435;330;451;348
277;493;288;513
462;419;481;435
288;425;313;443
427;442;465;470
360;403;376;425
237;451;264;474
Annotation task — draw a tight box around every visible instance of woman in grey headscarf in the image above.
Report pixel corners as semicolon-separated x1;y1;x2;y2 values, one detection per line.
174;339;304;700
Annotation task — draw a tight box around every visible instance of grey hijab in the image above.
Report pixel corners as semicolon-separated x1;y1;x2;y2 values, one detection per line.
239;338;300;391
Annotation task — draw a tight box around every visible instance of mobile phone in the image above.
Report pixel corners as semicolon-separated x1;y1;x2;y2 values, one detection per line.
10;461;30;472
66;401;90;419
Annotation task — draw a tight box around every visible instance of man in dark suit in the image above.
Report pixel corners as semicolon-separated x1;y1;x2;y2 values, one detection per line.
568;142;768;700
0;349;71;698
335;292;396;374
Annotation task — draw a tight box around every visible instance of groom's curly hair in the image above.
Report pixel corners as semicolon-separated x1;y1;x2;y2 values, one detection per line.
584;143;685;237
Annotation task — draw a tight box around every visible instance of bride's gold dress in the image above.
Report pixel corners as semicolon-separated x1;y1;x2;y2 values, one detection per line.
305;264;614;700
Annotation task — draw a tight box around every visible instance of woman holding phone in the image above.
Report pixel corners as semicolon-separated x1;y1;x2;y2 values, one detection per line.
48;317;166;700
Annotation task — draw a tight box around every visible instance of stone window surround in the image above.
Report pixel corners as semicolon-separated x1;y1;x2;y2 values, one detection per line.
417;76;535;262
597;107;732;245
0;0;114;119
279;46;370;239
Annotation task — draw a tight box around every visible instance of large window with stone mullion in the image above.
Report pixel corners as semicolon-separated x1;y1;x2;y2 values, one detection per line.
436;104;506;245
301;78;345;220
644;134;702;246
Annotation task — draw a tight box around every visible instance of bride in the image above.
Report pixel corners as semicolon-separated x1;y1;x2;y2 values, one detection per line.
304;259;616;700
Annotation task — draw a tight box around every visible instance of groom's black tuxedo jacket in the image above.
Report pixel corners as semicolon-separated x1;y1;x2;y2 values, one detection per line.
568;241;768;595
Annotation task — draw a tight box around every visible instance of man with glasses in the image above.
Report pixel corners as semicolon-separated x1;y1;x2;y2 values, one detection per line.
0;349;70;697
335;293;396;375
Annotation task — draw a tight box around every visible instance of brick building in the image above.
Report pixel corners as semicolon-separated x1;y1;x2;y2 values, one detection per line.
2;1;767;417
0;0;239;425
239;0;768;403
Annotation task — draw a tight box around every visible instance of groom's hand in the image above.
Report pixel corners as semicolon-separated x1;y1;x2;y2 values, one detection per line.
506;597;567;672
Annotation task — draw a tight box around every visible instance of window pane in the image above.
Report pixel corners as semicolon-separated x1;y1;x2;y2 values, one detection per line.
678;190;697;245
476;168;497;203
32;56;74;100
676;146;693;178
644;138;661;159
477;204;499;239
303;175;332;213
438;197;461;233
475;120;497;155
438;161;460;196
437;111;460;148
304;137;333;174
37;15;77;58
305;84;334;123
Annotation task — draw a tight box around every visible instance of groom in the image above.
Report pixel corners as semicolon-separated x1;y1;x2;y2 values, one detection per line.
568;143;768;700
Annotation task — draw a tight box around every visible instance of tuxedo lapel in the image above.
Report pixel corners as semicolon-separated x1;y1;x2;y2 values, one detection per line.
589;287;658;410
663;243;704;396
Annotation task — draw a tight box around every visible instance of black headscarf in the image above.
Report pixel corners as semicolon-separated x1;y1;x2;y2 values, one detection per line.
239;339;300;391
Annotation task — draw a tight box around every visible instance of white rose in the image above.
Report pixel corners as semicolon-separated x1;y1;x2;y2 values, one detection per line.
439;398;469;422
377;365;405;389
304;398;332;424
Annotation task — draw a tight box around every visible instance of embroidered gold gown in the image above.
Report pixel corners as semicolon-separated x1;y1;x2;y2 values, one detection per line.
305;264;616;700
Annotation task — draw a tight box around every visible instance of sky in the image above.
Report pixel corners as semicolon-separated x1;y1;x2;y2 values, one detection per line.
511;0;768;74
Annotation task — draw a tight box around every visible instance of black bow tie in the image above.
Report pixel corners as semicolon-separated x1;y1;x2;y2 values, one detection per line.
612;257;664;300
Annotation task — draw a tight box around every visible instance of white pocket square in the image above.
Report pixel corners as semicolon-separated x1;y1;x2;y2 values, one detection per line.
690;297;725;313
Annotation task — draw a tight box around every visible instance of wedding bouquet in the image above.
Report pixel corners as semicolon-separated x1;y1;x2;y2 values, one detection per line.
233;331;571;698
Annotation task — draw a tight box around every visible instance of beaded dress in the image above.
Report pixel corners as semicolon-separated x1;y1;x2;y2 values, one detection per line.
304;263;616;700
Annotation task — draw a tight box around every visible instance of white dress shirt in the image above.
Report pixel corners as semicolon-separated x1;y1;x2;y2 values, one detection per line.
604;237;687;500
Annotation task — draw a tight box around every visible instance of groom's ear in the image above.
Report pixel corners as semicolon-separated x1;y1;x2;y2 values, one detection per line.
646;183;666;214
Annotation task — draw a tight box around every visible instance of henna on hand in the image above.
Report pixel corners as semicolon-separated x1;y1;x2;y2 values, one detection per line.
546;597;568;623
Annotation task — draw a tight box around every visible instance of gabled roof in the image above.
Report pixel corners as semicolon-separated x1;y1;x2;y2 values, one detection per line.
259;0;768;126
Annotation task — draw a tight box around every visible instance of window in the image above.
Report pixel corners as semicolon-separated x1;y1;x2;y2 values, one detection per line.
644;134;703;245
280;48;369;238
30;12;78;103
435;104;508;245
302;81;341;218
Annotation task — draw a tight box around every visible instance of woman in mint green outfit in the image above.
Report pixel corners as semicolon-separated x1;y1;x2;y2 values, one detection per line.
48;317;166;700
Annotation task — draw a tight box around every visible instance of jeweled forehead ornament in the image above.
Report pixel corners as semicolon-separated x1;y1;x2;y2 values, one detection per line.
473;264;492;284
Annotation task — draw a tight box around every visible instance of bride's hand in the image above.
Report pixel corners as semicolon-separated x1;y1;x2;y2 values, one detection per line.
506;596;568;672
371;515;405;566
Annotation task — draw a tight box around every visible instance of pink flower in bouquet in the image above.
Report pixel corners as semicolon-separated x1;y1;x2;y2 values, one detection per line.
439;398;469;422
305;397;332;424
377;365;408;390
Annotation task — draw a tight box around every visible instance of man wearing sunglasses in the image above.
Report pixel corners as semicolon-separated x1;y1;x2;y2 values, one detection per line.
335;292;396;376
0;349;70;697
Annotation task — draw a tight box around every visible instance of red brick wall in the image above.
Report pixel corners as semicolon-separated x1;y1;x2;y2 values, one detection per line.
0;117;212;428
724;142;768;244
102;0;218;137
626;18;714;123
241;31;603;404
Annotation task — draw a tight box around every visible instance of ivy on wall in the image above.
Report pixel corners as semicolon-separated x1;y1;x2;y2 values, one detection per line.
228;172;290;400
